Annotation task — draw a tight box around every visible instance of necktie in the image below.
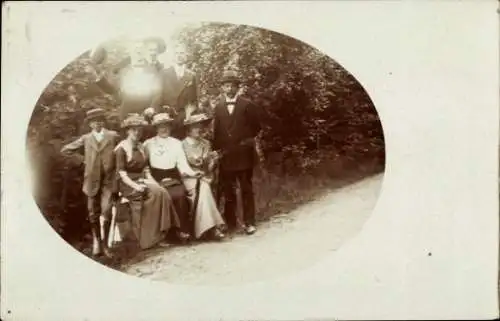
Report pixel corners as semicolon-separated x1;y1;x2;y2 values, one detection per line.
226;100;236;114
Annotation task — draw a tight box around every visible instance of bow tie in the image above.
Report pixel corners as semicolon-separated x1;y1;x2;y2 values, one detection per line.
226;100;236;105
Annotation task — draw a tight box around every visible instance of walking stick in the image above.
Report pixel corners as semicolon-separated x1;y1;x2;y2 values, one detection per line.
108;197;118;248
189;177;202;235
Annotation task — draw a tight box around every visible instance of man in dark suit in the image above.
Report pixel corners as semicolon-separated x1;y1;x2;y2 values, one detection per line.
160;42;200;139
213;70;262;235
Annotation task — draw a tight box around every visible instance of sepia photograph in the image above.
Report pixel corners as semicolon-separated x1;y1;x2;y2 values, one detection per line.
25;22;385;284
3;1;499;320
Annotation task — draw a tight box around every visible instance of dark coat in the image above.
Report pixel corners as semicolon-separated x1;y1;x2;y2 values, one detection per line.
213;96;261;171
60;129;119;197
160;66;200;139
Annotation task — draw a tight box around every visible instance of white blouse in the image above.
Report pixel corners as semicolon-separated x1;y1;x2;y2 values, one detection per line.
143;136;196;176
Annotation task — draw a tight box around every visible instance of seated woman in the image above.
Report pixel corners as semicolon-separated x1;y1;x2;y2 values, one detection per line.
142;113;201;241
182;112;226;241
114;114;187;250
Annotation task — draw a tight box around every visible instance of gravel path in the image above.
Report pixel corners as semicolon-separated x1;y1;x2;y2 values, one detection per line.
121;174;383;285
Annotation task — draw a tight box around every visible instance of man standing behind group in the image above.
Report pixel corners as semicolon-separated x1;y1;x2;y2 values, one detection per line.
93;37;167;123
213;71;262;235
161;42;200;139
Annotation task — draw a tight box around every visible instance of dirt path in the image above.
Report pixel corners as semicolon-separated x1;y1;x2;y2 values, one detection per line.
120;174;383;285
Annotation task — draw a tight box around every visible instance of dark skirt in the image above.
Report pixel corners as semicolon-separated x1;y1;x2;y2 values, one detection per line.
150;167;191;233
118;171;180;249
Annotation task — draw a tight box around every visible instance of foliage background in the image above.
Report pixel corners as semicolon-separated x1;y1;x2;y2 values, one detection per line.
26;23;385;250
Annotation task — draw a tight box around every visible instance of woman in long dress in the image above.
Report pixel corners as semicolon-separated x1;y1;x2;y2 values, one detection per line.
114;114;186;249
142;113;201;241
182;113;226;240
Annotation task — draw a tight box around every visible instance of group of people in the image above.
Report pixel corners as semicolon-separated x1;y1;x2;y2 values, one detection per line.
60;37;263;257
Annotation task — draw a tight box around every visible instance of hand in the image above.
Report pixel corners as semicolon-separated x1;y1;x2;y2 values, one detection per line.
208;151;221;160
144;107;155;117
185;104;197;118
134;183;147;193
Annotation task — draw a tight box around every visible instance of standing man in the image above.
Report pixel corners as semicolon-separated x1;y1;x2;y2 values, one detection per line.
92;37;167;123
161;42;200;139
213;70;262;235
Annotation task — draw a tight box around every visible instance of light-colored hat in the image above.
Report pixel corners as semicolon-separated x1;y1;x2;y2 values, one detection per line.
88;45;107;65
220;70;241;85
121;114;148;129
152;113;175;126
184;113;213;127
85;108;106;122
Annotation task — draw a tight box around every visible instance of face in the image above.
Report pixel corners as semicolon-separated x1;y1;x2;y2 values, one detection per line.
144;42;159;64
127;126;142;142
89;119;104;132
173;44;188;65
222;82;239;97
157;124;171;137
129;44;146;66
188;123;205;139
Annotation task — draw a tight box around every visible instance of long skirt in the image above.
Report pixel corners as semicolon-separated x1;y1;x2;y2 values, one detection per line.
120;177;180;250
150;167;191;234
183;177;225;239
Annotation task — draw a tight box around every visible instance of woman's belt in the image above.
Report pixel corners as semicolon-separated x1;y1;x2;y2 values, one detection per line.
150;167;182;188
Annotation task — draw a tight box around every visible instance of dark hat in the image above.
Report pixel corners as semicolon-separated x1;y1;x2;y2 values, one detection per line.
142;37;167;54
151;113;175;126
121;114;148;129
184;113;212;127
220;70;241;85
85;108;106;122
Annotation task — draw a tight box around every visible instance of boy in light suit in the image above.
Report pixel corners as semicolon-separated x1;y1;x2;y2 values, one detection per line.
61;108;120;257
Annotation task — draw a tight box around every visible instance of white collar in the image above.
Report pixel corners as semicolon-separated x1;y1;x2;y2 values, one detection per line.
225;94;238;103
92;129;105;138
156;135;171;142
174;64;185;76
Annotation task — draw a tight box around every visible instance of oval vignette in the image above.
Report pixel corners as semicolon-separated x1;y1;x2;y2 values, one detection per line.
25;22;385;285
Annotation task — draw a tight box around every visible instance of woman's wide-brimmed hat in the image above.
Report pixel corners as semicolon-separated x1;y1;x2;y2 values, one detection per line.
121;114;148;129
184;113;213;127
152;113;175;127
85;108;106;122
220;70;241;85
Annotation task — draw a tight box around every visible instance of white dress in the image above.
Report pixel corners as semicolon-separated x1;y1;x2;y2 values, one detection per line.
182;137;225;238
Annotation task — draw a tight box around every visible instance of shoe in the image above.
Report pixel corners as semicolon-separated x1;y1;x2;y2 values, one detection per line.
102;245;114;258
90;223;102;256
101;219;114;258
176;231;191;243
212;229;225;241
244;225;257;235
157;240;171;248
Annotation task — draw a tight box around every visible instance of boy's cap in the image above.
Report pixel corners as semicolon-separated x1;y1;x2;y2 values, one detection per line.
85;108;106;122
